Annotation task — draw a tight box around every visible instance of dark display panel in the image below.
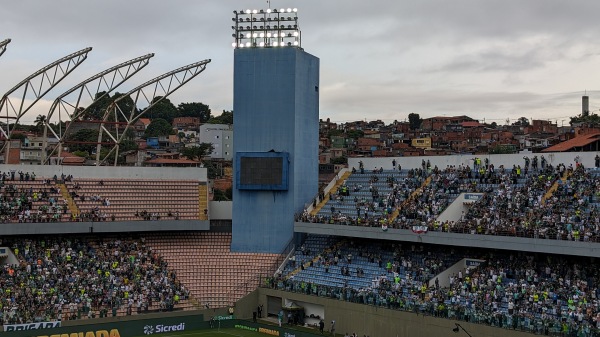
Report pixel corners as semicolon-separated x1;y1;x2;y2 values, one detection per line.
240;157;283;185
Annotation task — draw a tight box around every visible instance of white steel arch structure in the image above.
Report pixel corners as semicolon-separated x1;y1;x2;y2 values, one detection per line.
42;53;155;164
96;59;211;166
0;39;11;58
0;47;91;159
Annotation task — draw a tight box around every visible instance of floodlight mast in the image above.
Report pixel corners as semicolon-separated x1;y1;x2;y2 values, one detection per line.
42;53;155;165
95;59;211;166
0;39;11;58
231;8;301;49
0;47;91;161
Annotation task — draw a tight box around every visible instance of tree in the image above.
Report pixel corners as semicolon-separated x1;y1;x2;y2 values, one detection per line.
408;113;422;130
86;91;113;120
146;97;178;124
9;133;26;140
180;143;214;161
513;117;530;127
207;110;233;124
331;156;348;165
65;129;100;154
570;112;600;127
33;114;46;134
327;129;344;138
178;102;212;122
346;130;364;140
144;118;174;138
213;188;232;201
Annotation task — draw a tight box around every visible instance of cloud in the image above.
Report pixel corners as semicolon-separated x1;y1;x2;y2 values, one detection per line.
2;0;600;125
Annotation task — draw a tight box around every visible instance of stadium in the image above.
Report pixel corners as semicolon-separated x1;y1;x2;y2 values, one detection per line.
2;7;600;337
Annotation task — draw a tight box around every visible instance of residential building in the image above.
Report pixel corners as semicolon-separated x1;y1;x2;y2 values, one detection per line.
199;124;233;160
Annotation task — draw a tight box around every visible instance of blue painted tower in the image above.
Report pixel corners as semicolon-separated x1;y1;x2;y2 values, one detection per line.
231;8;319;253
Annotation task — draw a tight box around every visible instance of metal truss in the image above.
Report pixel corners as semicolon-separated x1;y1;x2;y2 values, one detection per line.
0;47;91;156
0;39;11;58
96;59;211;165
42;53;154;164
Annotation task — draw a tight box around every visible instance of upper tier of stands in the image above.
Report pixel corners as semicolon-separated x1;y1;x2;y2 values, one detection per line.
0;173;208;223
299;161;600;242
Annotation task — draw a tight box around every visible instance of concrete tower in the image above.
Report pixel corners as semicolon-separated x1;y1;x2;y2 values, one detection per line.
230;8;319;253
583;95;590;115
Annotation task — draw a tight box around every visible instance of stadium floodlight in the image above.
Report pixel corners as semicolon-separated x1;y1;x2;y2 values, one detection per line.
231;7;301;49
0;38;11;58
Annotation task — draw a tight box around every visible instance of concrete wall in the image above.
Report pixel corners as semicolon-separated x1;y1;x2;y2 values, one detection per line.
429;258;486;288
209;201;233;220
232;48;319;253
437;193;483;223
0;219;209;235
0;164;207;181
348;151;598;171
256;288;533;337
295;222;600;257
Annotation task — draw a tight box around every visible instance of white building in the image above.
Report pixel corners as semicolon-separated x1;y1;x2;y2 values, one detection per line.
199;124;233;160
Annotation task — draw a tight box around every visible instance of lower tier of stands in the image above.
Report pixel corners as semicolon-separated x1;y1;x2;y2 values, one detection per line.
275;234;600;336
145;232;283;308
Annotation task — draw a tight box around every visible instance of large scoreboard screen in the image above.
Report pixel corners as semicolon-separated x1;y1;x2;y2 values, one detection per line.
236;152;289;190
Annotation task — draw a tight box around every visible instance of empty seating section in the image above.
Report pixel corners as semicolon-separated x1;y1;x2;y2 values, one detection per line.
145;232;282;308
66;178;200;221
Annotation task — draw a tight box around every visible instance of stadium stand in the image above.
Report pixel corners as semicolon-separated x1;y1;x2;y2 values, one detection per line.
0;235;192;324
145;232;283;308
274;234;600;336
65;178;201;221
299;163;600;242
2;156;600;335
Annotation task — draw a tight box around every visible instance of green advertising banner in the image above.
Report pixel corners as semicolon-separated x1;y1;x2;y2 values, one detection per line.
1;314;206;337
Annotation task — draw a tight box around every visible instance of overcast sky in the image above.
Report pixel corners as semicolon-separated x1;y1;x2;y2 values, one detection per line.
1;0;599;126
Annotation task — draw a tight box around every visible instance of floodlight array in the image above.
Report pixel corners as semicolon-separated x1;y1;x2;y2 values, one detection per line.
231;8;301;48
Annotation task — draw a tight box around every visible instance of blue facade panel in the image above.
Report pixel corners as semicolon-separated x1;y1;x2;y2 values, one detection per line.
232;48;319;253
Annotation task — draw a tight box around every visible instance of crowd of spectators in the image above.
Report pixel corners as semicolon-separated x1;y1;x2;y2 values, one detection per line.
434;162;600;241
394;165;481;228
273;237;600;336
0;172;200;223
0;172;68;223
297;168;426;226
0;235;188;325
299;157;600;242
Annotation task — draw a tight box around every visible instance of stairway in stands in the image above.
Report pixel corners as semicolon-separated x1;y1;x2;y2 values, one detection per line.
58;183;79;216
198;183;209;220
389;175;432;221
541;170;571;205
310;171;352;216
